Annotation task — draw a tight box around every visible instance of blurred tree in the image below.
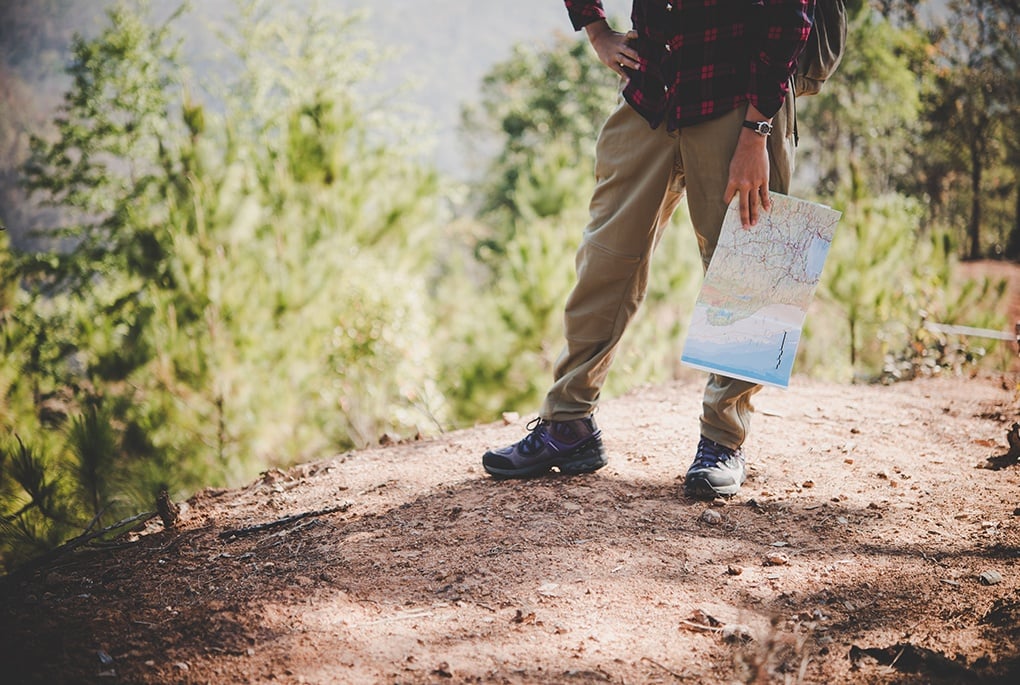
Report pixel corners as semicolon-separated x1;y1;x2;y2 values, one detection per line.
815;195;926;374
461;34;620;249
0;0;78;250
2;0;450;571
794;1;930;200
22;0;185;291
446;33;624;420
919;0;1019;259
775;1;1011;379
871;0;923;22
2;0;189;569
192;0;446;458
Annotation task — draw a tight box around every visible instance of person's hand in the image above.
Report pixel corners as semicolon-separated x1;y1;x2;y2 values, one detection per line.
584;21;639;79
724;108;772;228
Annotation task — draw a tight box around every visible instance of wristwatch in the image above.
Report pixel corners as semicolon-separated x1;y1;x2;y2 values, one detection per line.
742;120;773;136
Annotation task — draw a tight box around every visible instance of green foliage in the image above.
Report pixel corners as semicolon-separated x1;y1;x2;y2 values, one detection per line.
881;275;1008;382
444;34;620;420
325;256;443;445
435;207;585;422
919;0;1019;259
68;405;119;516
1;0;449;571
462;34;620;244
23;1;184;275
795;5;930;199
0;434;77;567
0;229;15;313
811;194;926;378
801;193;1006;382
793;4;1014;379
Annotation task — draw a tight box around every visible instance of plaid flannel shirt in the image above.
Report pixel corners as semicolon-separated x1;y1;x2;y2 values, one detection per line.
564;0;814;130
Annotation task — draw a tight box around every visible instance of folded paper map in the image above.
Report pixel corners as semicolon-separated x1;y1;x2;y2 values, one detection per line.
681;193;842;388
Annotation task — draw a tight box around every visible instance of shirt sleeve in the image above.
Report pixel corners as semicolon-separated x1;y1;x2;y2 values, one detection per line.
564;0;607;31
748;0;815;118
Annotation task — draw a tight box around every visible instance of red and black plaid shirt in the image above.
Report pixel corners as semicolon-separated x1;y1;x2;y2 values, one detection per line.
564;0;814;130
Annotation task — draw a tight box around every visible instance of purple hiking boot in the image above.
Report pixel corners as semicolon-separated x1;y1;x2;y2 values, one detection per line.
483;417;607;479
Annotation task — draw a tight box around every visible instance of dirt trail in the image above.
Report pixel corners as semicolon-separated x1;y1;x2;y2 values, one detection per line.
3;371;1020;684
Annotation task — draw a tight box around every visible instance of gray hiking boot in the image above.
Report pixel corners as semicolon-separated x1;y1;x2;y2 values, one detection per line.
684;436;746;499
482;417;607;479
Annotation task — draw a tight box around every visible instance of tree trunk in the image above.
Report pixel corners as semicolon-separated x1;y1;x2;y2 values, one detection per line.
849;314;857;373
967;138;984;260
1012;179;1020;260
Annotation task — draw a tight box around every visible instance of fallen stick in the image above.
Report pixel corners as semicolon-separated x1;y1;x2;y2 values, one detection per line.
218;504;348;540
678;619;723;633
641;656;688;680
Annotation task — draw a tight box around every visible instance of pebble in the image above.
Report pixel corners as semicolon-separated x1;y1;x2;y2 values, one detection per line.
978;570;1003;586
700;509;723;525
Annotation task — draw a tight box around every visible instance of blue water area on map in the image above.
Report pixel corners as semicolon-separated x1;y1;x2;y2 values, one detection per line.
681;328;802;388
806;237;832;280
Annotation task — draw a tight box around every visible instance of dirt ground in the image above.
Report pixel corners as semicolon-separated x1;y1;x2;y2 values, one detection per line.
2;259;1019;685
2;364;1020;684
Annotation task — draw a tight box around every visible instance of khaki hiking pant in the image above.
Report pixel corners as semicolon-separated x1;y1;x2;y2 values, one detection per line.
540;98;796;450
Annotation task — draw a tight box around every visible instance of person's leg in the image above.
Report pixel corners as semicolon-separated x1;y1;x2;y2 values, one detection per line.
679;100;796;496
541;101;683;420
483;101;684;479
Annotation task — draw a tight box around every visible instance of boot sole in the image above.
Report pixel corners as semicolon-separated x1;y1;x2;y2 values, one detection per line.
684;476;742;499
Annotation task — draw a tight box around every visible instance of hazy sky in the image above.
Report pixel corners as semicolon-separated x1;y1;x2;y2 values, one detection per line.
175;0;634;175
24;1;627;175
284;0;633;175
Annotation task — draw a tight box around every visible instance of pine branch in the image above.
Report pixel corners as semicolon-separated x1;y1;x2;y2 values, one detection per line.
1;510;156;589
1;499;38;524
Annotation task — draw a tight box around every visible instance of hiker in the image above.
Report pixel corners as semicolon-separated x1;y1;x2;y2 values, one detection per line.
482;0;816;499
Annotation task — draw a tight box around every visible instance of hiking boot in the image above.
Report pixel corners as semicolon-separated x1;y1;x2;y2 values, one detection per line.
684;436;746;499
482;416;607;479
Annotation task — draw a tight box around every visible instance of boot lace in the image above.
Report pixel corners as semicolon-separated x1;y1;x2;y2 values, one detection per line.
519;417;551;453
691;438;738;470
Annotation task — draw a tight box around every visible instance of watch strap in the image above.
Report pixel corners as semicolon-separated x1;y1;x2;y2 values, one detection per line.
742;120;773;136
